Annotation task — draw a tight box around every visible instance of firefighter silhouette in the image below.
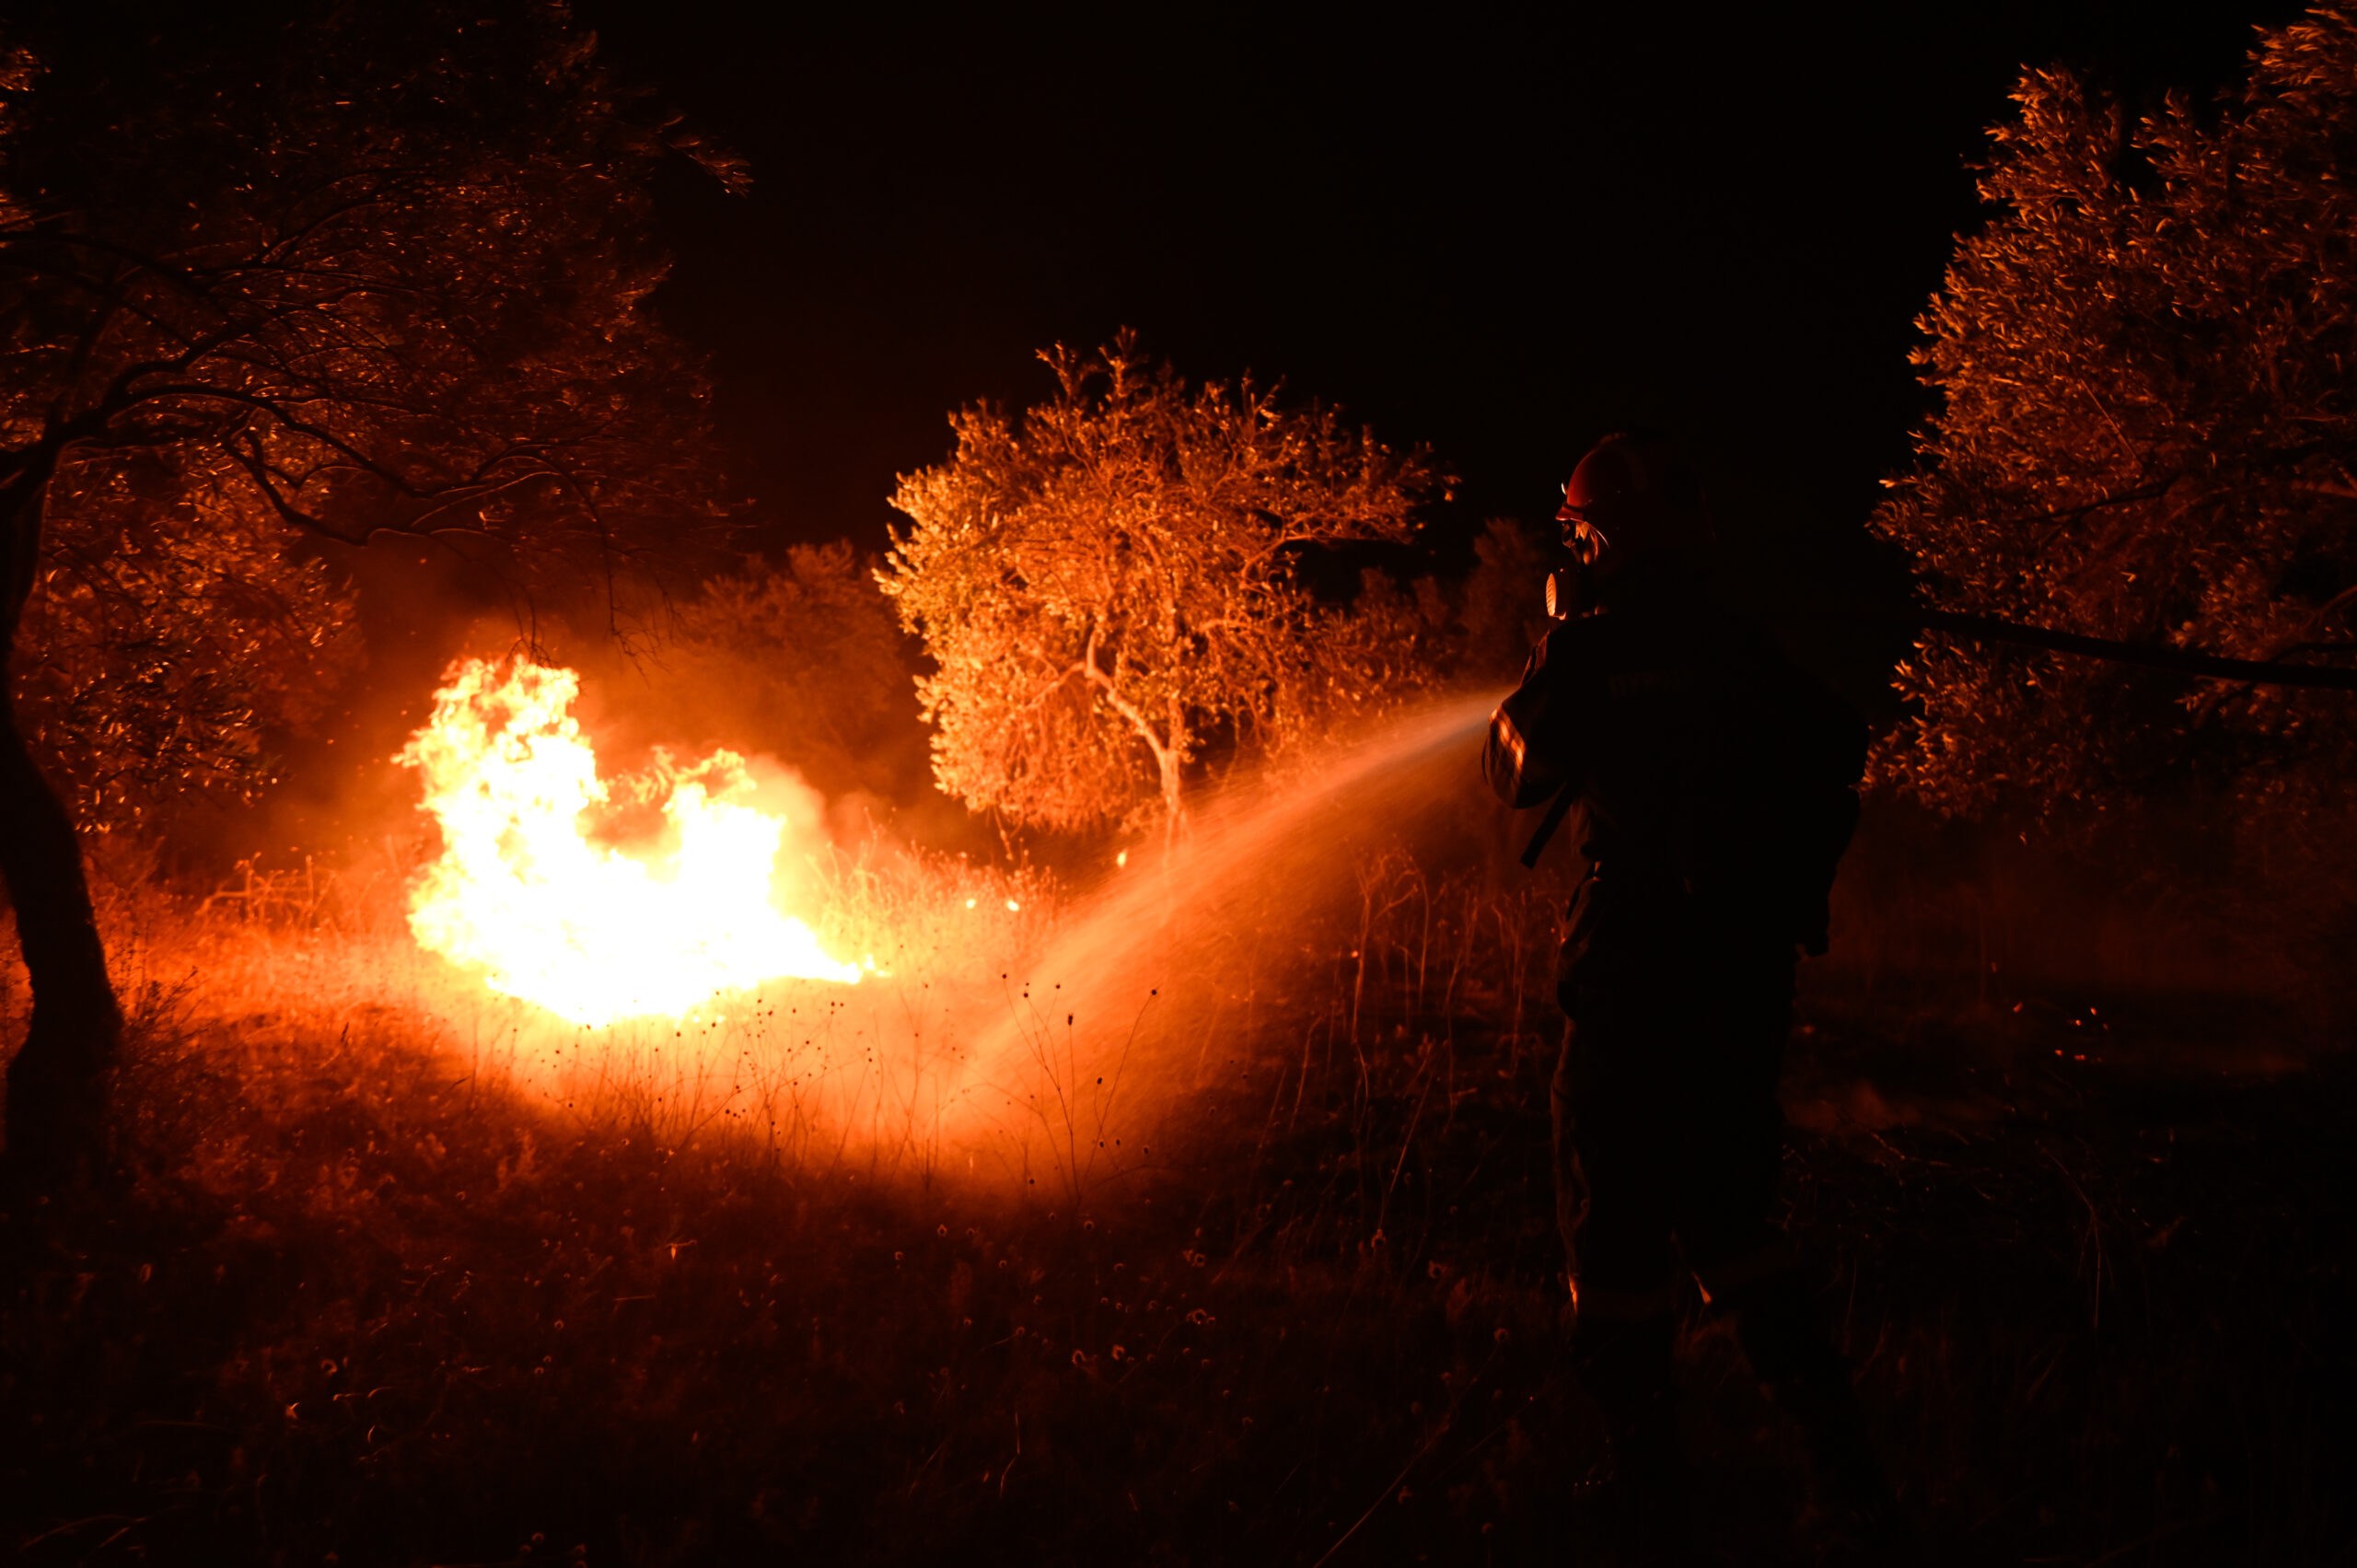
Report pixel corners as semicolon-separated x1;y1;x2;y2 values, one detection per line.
1485;434;1898;1545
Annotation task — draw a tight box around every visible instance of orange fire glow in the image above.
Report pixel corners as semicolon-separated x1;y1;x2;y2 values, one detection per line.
397;656;863;1027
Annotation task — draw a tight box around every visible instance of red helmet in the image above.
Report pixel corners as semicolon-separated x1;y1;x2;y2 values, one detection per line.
1556;436;1645;524
1555;433;1690;560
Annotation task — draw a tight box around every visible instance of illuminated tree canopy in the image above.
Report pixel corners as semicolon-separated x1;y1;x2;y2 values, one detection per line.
1874;11;2357;820
880;338;1436;832
0;3;735;802
17;464;355;833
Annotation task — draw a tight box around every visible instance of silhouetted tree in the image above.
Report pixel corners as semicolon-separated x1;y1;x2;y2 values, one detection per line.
1874;11;2357;822
0;2;733;1168
880;337;1435;834
650;542;928;805
1457;517;1560;679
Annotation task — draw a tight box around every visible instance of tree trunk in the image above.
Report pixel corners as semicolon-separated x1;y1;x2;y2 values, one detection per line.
1156;749;1183;848
0;459;122;1175
1158;703;1189;857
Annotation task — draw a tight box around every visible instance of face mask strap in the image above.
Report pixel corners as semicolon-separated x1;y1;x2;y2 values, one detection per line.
1567;517;1608;565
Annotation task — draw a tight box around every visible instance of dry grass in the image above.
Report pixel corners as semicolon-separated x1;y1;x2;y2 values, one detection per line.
0;841;2350;1566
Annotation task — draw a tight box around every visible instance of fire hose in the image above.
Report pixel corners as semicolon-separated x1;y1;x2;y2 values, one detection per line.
1513;602;2357;867
1782;606;2357;692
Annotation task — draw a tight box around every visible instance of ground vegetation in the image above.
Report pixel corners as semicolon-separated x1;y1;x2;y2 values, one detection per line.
0;847;2343;1566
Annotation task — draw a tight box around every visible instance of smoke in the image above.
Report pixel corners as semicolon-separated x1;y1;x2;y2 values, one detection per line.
939;695;1504;1181
366;690;1513;1198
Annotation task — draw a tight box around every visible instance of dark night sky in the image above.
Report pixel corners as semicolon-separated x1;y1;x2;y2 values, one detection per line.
574;3;2301;613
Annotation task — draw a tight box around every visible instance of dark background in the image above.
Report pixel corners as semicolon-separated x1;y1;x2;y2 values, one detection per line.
273;2;2310;858
575;2;2300;610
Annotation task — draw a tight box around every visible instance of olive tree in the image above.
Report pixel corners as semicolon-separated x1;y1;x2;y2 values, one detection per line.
1873;12;2357;821
879;337;1435;834
0;2;730;1167
16;461;356;835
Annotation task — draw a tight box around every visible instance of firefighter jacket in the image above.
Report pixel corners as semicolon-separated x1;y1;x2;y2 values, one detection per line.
1483;550;1865;976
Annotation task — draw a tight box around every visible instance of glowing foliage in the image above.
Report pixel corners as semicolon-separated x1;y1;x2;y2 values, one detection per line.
0;6;726;821
881;336;1436;831
14;476;354;830
399;656;860;1028
1875;12;2357;818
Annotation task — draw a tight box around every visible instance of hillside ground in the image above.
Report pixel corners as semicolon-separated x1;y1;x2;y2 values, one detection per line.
2;867;2350;1567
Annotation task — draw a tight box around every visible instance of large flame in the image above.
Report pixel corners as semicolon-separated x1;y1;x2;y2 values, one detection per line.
398;656;861;1026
